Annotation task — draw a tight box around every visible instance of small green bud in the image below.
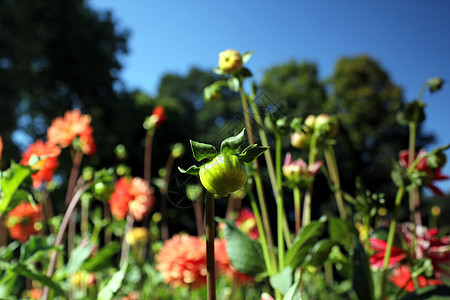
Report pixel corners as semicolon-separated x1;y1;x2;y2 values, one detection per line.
199;154;247;195
94;181;115;201
114;144;127;160
427;77;444;93
82;167;95;182
171;143;185;159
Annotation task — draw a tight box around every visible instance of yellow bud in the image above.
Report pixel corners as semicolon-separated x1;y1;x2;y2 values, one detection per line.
126;227;149;246
431;205;441;217
218;49;243;74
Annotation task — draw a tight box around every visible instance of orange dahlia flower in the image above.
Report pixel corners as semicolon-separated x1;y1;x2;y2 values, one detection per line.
6;202;42;243
47;109;96;155
109;177;154;221
156;234;207;289
215;238;253;284
143;105;167;130
20;140;61;188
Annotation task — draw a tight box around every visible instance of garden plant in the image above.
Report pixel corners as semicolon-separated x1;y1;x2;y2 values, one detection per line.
0;49;449;300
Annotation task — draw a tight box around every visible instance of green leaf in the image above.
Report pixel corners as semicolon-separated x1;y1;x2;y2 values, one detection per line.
270;266;292;295
98;261;128;300
218;218;266;276
0;241;20;261
227;77;240;92
83;241;121;272
302;239;335;267
237;145;269;163
352;240;374;300
0;163;32;214
285;219;326;269
0;271;18;298
328;218;357;248
220;128;246;155
178;165;200;176
66;242;94;276
241;51;253;64
239;67;253;78
13;263;66;296
19;235;52;263
190;140;217;162
283;278;302;300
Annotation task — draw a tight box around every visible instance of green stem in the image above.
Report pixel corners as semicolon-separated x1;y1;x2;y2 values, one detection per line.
120;213;134;267
205;191;216;300
144;130;154;182
248;187;273;275
275;135;285;269
247;89;292;247
43;183;91;300
293;186;302;234
239;80;277;267
380;185;405;299
324;144;347;219
303;129;319;227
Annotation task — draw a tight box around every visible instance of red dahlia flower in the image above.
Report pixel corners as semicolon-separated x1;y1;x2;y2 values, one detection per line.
6;202;42;243
235;207;259;240
369;237;406;269
390;265;443;292
47;109;96;155
109;177;154;221
20;140;61;188
215;238;253;284
399;149;449;195
156;234;207;289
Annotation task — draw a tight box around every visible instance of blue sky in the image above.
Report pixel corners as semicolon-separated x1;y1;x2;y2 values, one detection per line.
89;0;450;192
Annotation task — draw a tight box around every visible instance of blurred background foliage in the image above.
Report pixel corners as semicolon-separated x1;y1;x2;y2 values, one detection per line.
1;0;446;234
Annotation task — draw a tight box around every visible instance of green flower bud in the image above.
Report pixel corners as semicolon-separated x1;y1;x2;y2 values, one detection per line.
304;115;316;129
171;143;185;159
82;166;94;182
114;144;127;160
199;154;247;195
290;131;310;149
427;77;444;93
94;181;115;201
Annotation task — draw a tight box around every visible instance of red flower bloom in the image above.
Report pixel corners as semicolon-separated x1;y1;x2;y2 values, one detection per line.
399;149;449;195
47;109;96;155
390;265;443;292
156;234;207;289
109;177;154;221
20;140;61;188
6;202;42;243
369;238;406;269
144;106;167;130
399;223;450;277
215;238;253;284
235;207;259;240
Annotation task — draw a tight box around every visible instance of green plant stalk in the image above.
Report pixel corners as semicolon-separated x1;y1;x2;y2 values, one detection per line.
293;186;302;234
144;130;154;182
120;213;134;267
380;184;405;299
43;183;91;300
239;80;277;265
80;195;89;238
303;129;319;227
205;191;216;300
324;144;347;219
160;153;175;241
66;150;83;255
248;186;274;275
246;89;292;247
275;135;285;269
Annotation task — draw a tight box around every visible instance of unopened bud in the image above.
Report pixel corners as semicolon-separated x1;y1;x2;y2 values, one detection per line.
218;49;243;74
171;143;185;159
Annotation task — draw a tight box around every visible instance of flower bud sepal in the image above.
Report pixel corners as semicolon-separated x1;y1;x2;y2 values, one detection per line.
179;128;268;196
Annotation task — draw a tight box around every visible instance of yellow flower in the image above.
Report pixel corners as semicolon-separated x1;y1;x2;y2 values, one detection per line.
218;49;243;74
126;227;149;246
